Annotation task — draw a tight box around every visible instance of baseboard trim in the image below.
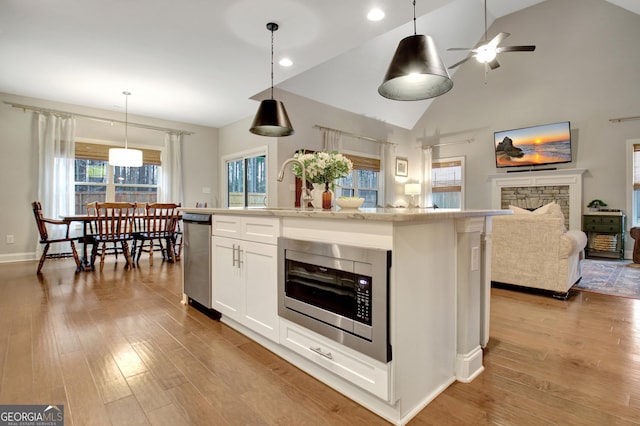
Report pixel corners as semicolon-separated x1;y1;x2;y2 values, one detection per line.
0;252;35;263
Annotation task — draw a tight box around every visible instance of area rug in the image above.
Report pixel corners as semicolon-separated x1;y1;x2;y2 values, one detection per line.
573;259;640;299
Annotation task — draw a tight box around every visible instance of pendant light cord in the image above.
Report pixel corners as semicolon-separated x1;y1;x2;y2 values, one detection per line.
484;0;488;42
412;0;417;35
270;27;274;99
123;91;130;149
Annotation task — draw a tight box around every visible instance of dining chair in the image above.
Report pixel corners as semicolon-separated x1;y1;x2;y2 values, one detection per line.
91;202;136;271
32;201;83;274
131;203;180;265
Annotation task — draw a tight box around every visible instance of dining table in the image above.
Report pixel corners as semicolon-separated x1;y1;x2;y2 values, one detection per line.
61;213;182;271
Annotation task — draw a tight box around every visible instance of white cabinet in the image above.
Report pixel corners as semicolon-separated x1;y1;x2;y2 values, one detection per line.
212;215;280;343
280;318;390;401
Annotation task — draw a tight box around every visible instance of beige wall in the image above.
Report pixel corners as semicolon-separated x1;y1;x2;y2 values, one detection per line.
0;92;218;260
219;89;412;208
410;0;640;250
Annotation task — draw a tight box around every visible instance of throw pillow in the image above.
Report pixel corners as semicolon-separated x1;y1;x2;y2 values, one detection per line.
509;205;533;215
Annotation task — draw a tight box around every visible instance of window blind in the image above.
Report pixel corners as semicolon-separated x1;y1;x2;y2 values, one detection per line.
75;142;161;166
344;154;380;172
432;160;462;193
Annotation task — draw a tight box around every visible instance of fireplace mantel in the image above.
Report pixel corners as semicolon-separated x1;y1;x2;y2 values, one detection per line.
489;169;587;230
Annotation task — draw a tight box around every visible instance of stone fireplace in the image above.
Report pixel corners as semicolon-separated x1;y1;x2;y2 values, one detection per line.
489;169;586;230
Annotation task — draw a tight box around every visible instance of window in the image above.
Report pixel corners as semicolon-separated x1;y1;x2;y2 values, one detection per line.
337;154;380;208
432;157;464;209
226;151;267;208
633;143;640;226
74;142;160;214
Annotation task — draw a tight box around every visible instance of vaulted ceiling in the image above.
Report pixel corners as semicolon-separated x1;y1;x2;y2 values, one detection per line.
1;0;638;130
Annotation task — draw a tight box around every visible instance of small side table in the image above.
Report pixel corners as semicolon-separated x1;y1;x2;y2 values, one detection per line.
631;227;640;264
583;212;625;260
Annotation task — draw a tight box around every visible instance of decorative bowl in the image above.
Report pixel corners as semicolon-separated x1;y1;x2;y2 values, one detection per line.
335;197;364;210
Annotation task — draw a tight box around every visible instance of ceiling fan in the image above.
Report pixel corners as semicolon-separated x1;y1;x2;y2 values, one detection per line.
447;0;536;71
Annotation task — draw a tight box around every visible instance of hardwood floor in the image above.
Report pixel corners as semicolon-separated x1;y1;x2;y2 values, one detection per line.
1;259;640;425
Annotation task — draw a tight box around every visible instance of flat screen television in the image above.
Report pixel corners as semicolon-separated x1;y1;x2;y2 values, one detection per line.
494;121;572;169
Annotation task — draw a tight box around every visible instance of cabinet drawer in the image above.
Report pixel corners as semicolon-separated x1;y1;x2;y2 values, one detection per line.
213;215;280;244
280;319;390;401
584;224;620;233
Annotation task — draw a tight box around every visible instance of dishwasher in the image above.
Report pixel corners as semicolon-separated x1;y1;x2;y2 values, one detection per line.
182;213;214;309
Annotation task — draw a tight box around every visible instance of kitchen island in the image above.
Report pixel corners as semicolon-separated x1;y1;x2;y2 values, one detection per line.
179;206;510;425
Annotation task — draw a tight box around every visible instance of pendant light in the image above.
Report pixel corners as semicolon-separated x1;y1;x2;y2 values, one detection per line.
250;22;295;137
108;91;143;167
378;0;453;101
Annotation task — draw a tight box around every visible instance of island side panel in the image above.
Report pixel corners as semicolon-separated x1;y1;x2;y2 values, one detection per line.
391;220;457;420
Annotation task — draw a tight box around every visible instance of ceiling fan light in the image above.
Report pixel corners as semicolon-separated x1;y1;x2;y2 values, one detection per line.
475;45;497;63
378;34;453;101
108;147;143;167
250;99;294;137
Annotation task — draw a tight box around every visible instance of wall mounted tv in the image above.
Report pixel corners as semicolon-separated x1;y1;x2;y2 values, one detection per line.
494;121;572;169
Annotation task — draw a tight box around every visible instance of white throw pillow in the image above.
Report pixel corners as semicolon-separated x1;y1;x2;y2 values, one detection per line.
509;205;533;215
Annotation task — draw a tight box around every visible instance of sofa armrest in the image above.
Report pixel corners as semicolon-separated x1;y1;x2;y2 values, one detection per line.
559;230;588;258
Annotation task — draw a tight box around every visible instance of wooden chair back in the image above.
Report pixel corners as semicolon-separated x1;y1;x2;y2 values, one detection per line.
94;202;135;241
145;203;180;235
32;201;50;241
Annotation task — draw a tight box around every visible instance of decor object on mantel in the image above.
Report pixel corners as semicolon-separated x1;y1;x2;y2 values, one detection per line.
587;199;607;211
108;91;143;167
249;22;294;137
291;151;353;209
377;0;452;101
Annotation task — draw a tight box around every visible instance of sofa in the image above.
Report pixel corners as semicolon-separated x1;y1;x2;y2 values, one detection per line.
491;202;588;298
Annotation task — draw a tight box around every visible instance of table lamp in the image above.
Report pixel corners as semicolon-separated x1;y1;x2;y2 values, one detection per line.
405;183;421;208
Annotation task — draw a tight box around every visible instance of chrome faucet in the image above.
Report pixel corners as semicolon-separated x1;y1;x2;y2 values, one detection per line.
277;158;313;209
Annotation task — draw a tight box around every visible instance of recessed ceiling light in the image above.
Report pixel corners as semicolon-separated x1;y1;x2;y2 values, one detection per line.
279;58;293;67
367;8;385;21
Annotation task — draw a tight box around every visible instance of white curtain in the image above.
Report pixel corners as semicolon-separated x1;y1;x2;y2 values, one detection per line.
159;132;184;205
322;129;342;152
36;112;76;253
380;143;396;207
422;147;433;208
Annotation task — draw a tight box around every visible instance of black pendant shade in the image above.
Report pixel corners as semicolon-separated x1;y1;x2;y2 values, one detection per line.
250;98;294;137
249;22;295;137
378;34;453;101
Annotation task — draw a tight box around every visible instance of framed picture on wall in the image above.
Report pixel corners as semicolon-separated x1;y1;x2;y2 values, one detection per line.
395;157;408;177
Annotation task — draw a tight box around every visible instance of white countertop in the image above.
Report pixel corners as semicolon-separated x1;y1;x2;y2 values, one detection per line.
179;207;512;222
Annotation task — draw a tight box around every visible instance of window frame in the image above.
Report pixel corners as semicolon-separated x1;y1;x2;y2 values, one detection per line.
222;146;268;209
73;140;162;214
431;156;465;210
336;151;380;208
627;139;640;228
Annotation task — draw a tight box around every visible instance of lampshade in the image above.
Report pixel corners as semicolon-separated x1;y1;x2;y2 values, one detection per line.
250;99;294;137
405;183;421;195
108;91;143;167
378;34;453;101
249;22;295;137
108;147;143;167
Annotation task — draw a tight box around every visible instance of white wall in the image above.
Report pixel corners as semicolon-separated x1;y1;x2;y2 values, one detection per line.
410;0;640;249
218;89;412;208
0;92;218;259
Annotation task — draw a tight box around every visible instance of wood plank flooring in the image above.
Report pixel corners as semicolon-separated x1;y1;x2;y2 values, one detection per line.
1;258;640;425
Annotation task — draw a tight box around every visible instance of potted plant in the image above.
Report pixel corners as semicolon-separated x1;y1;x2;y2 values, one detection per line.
587;199;607;211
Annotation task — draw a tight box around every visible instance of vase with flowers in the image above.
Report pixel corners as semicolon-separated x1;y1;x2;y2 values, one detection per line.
291;151;353;209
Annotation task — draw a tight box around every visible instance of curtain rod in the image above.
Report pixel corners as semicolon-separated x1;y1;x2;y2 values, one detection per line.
3;101;195;135
609;115;640;123
313;124;397;145
418;138;474;149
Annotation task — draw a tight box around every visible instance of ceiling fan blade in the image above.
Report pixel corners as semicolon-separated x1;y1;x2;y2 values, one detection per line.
488;58;501;70
487;32;510;48
497;45;536;52
447;47;474;51
448;55;474;70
